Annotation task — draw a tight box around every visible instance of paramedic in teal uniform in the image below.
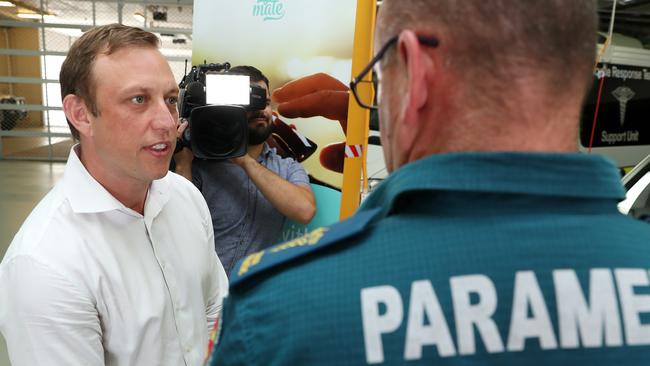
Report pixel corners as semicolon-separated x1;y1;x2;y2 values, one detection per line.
208;0;650;364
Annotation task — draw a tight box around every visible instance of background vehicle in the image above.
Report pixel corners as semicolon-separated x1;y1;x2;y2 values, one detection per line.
0;96;27;131
619;153;650;222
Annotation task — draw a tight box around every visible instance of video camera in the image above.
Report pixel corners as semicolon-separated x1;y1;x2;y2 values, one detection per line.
177;62;267;159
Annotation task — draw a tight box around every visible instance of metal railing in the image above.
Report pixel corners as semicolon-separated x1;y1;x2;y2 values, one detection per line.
0;0;193;161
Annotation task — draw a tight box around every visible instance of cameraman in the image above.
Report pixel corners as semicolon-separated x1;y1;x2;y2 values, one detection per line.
175;65;315;276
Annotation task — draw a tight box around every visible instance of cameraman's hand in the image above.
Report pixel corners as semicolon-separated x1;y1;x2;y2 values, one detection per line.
173;147;193;181
173;119;193;181
272;73;349;173
176;118;189;139
229;153;253;167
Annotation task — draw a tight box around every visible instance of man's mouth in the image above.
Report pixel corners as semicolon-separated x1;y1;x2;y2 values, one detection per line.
250;117;268;124
144;142;171;156
150;143;168;151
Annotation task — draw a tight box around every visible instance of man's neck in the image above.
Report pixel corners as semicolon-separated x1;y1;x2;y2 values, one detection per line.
247;143;265;160
77;146;150;215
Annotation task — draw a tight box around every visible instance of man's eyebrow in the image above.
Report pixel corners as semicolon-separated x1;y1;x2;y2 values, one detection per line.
120;86;152;95
119;85;179;95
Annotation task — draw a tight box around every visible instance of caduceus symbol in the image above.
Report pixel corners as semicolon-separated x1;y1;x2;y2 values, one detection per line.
612;86;635;127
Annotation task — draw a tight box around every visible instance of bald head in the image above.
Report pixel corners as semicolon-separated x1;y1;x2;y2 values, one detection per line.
374;1;600;169
377;0;598;104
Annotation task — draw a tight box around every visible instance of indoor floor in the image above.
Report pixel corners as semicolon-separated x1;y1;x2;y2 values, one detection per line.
0;159;66;365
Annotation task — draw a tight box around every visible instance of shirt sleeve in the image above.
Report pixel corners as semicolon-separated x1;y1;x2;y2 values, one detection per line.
0;256;104;366
285;157;310;187
207;296;254;366
199;191;229;335
205;251;229;335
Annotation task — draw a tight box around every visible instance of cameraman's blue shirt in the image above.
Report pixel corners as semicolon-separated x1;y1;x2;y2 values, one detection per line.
209;152;650;366
193;144;309;275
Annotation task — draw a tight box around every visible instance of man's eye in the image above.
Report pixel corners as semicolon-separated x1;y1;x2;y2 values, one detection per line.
167;96;178;105
131;96;145;104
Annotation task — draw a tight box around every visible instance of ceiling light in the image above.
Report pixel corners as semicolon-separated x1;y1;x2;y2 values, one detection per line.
17;12;55;20
133;12;145;22
0;1;15;7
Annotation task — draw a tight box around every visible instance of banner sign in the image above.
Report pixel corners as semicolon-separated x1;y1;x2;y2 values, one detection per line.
193;0;358;189
581;63;650;148
192;0;359;232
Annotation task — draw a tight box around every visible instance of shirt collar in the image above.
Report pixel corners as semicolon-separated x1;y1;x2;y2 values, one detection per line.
144;174;170;221
63;145;170;216
256;143;274;163
360;152;625;215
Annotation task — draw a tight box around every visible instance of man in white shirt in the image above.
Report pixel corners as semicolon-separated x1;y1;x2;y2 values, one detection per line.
0;24;228;366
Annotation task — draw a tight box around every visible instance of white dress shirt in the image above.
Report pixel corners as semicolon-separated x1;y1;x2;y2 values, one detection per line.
0;146;229;366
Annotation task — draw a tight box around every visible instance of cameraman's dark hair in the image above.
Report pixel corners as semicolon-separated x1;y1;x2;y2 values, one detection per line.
228;65;270;90
60;23;160;140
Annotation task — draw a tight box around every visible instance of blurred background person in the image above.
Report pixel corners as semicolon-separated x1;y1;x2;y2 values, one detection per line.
175;65;315;276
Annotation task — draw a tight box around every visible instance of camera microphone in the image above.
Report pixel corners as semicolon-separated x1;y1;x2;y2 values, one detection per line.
178;81;205;120
186;81;206;106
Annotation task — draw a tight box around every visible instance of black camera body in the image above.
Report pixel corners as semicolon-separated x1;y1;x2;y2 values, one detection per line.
177;62;267;160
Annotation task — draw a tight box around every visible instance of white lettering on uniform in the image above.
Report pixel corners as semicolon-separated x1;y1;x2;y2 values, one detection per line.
554;269;622;348
404;280;456;360
506;271;558;351
361;285;404;364
450;275;504;355
359;268;650;363
615;269;650;345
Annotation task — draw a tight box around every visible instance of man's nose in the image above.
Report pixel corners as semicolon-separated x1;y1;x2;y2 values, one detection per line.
152;99;176;130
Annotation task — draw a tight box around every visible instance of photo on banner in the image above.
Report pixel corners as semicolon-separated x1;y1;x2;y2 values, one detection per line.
192;0;359;236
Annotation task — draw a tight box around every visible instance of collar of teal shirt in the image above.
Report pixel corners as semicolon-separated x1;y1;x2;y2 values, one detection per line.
359;152;625;219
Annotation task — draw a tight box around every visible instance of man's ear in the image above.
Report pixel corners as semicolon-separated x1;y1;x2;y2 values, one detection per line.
396;30;435;143
62;94;93;137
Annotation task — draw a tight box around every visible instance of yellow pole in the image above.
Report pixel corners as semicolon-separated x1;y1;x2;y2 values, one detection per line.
339;0;376;220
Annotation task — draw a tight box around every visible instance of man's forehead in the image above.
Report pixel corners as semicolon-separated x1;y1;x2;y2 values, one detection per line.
91;47;176;91
94;45;162;67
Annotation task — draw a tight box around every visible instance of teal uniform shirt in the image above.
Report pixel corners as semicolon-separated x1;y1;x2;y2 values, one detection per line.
209;153;650;365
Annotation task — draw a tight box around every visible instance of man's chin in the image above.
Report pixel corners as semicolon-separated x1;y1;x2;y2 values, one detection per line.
148;158;173;181
248;122;273;144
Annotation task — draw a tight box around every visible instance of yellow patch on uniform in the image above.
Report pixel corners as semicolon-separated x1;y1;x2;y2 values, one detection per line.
238;250;265;276
270;227;329;253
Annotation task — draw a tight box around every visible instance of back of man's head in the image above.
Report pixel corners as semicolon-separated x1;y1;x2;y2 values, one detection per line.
379;0;598;109
60;24;160;140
